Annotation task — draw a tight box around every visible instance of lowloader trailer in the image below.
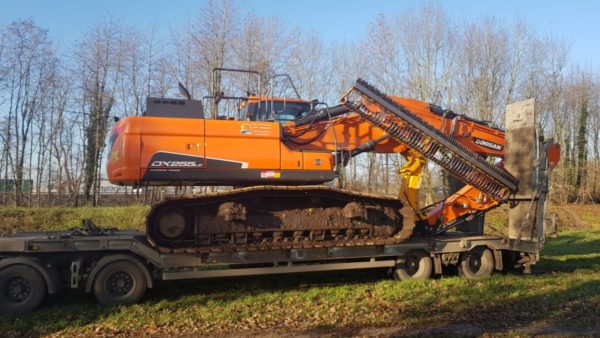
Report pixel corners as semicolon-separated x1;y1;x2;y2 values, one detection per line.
0;220;544;313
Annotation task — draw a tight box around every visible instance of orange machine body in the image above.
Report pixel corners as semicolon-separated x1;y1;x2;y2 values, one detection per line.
108;96;504;187
107;116;335;187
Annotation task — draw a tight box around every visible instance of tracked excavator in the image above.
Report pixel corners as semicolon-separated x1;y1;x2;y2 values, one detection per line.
107;72;559;254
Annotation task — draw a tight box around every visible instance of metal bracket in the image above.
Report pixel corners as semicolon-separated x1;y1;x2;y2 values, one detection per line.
433;255;443;275
70;260;81;288
459;239;471;249
493;249;503;271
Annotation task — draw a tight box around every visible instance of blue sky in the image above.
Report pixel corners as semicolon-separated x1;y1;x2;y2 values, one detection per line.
0;0;598;66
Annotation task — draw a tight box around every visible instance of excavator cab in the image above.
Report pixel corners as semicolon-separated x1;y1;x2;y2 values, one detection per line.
239;97;312;122
205;68;311;123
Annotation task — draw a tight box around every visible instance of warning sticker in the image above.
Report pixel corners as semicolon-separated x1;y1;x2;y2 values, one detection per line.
260;170;281;179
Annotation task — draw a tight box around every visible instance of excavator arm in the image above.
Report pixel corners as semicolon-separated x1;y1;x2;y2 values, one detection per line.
281;79;518;229
342;80;518;229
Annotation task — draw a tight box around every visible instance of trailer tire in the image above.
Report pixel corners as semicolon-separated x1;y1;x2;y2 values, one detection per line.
393;250;432;280
0;264;46;313
93;260;147;306
459;247;494;279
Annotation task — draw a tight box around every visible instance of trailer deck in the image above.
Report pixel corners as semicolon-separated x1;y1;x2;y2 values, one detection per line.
0;227;539;271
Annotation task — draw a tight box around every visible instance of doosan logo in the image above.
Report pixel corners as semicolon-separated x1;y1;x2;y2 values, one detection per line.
473;138;503;151
151;161;203;168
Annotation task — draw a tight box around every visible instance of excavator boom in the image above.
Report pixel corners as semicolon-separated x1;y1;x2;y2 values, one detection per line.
341;79;518;200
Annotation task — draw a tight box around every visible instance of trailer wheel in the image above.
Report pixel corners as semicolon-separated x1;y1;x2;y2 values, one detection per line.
393;250;432;280
0;265;46;313
93;260;147;306
458;247;494;279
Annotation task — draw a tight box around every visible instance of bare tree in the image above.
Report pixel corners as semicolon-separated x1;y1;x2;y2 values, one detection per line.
231;13;301;102
118;24;168;117
395;2;458;105
191;0;237;116
285;30;334;101
75;16;128;205
455;18;510;122
0;20;56;206
0;2;596;208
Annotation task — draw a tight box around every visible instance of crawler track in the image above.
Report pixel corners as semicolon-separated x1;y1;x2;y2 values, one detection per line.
147;186;415;253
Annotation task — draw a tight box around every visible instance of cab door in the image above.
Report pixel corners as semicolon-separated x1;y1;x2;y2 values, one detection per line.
204;119;280;180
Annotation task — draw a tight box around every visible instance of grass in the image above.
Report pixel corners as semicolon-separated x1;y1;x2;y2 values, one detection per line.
1;204;599;337
0;205;149;234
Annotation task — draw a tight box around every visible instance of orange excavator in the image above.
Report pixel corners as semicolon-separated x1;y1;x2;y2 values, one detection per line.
107;72;558;252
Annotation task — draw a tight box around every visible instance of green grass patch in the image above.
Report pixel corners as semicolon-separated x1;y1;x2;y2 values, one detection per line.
0;205;149;234
1;205;599;336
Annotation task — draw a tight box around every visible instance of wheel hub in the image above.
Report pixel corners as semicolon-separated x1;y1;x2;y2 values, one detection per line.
404;255;420;275
3;277;32;303
469;254;482;272
107;272;133;296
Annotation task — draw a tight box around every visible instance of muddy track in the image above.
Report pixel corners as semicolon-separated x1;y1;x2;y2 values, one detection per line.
146;186;415;253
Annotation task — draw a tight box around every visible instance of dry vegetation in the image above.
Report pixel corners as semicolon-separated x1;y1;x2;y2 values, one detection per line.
0;204;597;337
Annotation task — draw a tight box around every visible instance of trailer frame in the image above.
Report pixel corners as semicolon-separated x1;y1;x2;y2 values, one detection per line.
0;225;542;313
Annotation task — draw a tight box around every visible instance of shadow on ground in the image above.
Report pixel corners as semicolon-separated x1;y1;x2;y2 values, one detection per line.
3;269;391;336
536;233;600;273
299;279;600;337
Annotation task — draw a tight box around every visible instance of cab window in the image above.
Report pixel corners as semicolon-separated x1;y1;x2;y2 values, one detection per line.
247;101;310;122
